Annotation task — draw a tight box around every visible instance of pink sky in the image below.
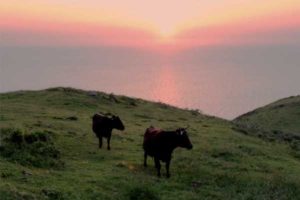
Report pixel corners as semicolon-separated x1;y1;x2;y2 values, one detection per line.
1;0;300;48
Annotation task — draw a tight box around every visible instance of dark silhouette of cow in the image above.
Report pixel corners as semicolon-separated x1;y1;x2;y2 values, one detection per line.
143;126;193;178
92;113;125;150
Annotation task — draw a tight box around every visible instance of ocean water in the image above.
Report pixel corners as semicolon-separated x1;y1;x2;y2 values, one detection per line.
1;45;299;119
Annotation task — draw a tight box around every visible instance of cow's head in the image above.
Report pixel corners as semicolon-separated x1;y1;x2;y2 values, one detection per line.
176;128;193;149
111;115;125;131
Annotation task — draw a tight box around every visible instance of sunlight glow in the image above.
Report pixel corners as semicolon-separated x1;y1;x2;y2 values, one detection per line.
1;0;300;46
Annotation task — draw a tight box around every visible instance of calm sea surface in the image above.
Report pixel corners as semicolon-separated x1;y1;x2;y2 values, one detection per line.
1;45;300;119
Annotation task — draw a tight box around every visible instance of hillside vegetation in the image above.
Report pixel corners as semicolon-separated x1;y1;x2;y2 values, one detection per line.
234;95;300;134
1;88;300;200
234;96;300;153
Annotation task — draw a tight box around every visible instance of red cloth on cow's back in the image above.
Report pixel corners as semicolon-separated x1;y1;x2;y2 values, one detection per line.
145;126;162;137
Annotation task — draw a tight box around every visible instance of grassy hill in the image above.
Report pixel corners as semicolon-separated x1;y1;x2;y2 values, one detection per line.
1;87;300;200
234;95;300;134
233;96;300;147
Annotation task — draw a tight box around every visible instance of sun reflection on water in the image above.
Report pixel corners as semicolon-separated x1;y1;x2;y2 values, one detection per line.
150;65;181;106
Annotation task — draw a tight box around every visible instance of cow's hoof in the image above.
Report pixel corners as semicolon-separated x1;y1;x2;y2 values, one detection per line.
166;174;170;178
107;147;111;150
144;164;147;168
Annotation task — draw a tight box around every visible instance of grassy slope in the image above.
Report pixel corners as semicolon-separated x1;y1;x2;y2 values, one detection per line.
0;88;300;200
234;96;300;134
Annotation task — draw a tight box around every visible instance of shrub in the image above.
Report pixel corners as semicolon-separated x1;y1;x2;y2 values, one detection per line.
0;128;63;168
127;186;160;200
41;189;67;200
66;116;78;121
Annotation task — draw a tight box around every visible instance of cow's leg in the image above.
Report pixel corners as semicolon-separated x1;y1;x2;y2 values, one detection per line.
98;137;102;149
107;135;111;150
154;157;161;177
144;152;148;167
166;159;171;178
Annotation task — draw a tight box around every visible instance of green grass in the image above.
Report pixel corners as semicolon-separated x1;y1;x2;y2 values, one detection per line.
1;87;300;200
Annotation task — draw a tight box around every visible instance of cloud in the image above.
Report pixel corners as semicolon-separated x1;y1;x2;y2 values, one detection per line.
0;16;157;47
174;12;300;47
1;10;299;49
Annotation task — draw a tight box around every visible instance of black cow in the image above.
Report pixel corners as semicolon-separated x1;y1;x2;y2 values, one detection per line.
143;126;193;178
92;113;125;150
